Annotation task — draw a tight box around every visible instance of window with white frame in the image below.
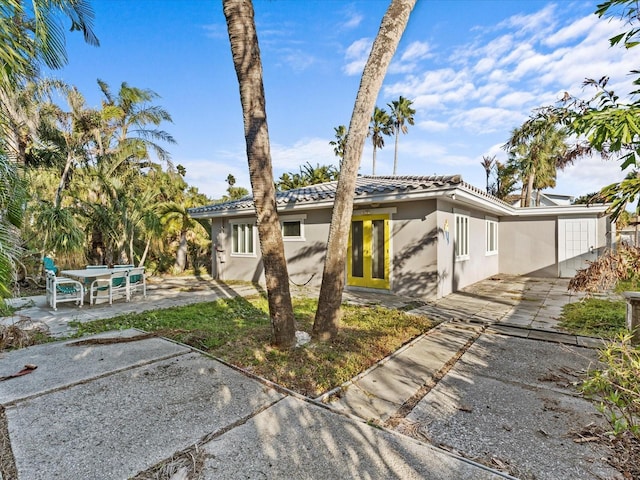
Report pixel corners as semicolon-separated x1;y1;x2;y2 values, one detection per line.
454;211;470;260
231;222;255;255
486;217;498;255
280;214;306;241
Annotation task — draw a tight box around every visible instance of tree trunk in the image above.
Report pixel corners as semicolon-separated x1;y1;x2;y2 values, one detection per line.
393;128;400;175
223;0;296;349
372;144;377;175
525;167;536;207
174;230;188;272
54;151;74;208
313;0;416;341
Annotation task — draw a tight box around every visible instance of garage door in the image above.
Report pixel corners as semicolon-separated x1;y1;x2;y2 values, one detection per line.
558;218;597;278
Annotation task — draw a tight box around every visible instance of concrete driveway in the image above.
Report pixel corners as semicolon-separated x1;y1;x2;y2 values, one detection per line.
0;275;624;479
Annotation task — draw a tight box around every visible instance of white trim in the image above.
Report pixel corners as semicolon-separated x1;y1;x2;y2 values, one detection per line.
454;210;470;261
352;206;398;216
485;217;499;256
281;215;306;241
229;220;256;257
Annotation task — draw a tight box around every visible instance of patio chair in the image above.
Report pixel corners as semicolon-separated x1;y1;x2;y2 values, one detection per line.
46;271;84;311
126;267;146;301
43;256;58;274
83;265;108;289
90;270;128;305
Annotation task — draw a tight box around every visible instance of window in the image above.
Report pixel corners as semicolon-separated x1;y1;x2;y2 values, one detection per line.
486;218;498;255
231;222;255;255
280;214;306;241
454;211;469;260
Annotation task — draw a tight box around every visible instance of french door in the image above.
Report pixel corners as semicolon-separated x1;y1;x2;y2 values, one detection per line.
347;214;390;289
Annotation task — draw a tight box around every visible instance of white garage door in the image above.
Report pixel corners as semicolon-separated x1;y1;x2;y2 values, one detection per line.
558;218;597;278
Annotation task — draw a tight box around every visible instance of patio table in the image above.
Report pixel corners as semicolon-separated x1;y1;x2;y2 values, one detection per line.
60;268;124;280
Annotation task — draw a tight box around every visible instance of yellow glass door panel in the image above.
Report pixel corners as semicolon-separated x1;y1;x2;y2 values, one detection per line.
347;215;389;289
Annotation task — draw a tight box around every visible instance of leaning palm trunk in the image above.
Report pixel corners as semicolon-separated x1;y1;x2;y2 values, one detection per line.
313;0;416;341
223;0;296;348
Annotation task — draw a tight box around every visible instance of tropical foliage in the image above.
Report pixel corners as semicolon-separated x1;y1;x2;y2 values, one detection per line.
329;125;347;162
502;116;581;207
540;0;640;220
276;162;338;191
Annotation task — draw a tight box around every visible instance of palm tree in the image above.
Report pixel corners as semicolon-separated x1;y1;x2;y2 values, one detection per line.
0;154;25;297
0;0;99;89
300;162;338;184
96;80;176;172
369;107;392;175
388;95;415;175
480;155;495;193
329;125;348;164
313;0;416;341
223;0;296;348
504;118;573;207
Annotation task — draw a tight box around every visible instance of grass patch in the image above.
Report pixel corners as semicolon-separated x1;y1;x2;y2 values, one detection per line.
71;295;435;397
559;299;627;338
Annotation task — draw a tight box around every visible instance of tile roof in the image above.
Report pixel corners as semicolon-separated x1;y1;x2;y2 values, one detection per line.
188;175;464;216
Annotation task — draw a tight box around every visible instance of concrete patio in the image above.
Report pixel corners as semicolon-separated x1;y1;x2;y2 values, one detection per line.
0;275;624;479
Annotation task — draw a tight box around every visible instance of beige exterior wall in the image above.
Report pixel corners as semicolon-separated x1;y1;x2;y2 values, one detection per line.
499;216;558;277
282;209;331;287
210;210;332;286
436;200;500;297
205;201;610;297
390;200;439;298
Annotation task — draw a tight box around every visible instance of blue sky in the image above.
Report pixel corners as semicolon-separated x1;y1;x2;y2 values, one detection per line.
49;0;637;200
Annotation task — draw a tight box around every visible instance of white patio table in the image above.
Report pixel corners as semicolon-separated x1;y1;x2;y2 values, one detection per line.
60;268;129;281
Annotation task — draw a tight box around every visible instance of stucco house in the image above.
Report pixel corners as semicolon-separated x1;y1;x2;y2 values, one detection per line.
188;175;613;300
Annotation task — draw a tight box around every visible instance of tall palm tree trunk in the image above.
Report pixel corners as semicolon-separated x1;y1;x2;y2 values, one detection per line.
372;145;377;175
223;0;296;348
393;129;400;175
313;0;416;341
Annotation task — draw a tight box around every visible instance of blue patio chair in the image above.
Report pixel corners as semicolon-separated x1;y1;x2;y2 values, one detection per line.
43;257;58;274
90;270;128;305
46;271;84;311
126;267;146;301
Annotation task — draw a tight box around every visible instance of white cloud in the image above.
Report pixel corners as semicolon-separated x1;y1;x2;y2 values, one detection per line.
343;37;372;76
401;41;431;62
418;119;449;132
271;137;338;171
180;154;250;200
544;14;596;47
556;156;628;197
496;91;537;109
342;11;363;29
278;49;316;72
451;107;526;134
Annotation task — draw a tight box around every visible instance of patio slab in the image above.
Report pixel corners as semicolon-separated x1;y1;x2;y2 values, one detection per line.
200;396;506;480
4;338;284;480
404;334;621;480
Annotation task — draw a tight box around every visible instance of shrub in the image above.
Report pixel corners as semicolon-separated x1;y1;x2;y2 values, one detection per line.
581;333;640;439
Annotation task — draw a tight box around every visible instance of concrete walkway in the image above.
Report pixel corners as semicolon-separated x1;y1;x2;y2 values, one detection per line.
1;275;623;479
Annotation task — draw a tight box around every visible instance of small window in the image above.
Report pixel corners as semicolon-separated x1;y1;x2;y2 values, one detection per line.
280;215;306;241
454;212;469;261
283;221;301;238
231;222;255;255
486;218;498;255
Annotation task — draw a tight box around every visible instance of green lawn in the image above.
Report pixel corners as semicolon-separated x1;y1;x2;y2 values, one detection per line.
559;298;627;338
71;295;436;397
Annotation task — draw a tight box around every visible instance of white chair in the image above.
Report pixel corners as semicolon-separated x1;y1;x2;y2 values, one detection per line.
126;267;146;301
90;270;128;305
46;271;84;311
